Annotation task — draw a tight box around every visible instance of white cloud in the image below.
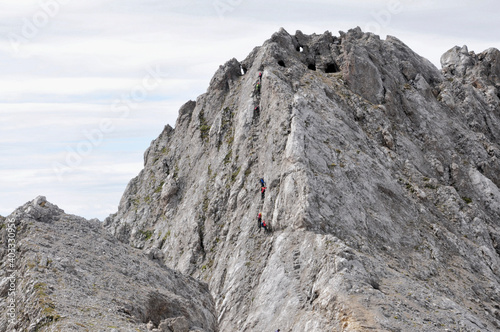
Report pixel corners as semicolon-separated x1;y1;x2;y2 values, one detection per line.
0;76;205;101
1;0;499;219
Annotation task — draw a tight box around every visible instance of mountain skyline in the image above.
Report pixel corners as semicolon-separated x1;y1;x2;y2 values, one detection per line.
2;25;500;331
1;0;499;220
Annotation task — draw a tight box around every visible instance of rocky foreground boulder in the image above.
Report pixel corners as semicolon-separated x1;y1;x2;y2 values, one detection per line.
103;27;500;331
0;196;217;332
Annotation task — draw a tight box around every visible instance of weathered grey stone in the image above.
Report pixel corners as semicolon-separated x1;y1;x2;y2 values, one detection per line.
0;198;217;332
158;316;190;332
103;27;500;331
441;45;475;76
161;176;179;203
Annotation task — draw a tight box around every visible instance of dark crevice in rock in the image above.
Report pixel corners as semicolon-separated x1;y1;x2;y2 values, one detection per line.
162;159;170;175
198;223;206;258
369;278;381;291
490;233;500;258
324;62;340;73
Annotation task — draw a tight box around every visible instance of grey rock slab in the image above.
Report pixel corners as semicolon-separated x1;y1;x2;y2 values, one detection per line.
0;197;217;332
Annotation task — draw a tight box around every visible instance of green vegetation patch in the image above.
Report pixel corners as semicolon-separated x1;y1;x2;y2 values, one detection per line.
198;109;211;142
154;181;164;194
202;194;210;213
173;164;179;179
244;168;251;177
139;229;153;241
32;283;62;331
231;167;242;183
462;196;472;204
223;150;233;165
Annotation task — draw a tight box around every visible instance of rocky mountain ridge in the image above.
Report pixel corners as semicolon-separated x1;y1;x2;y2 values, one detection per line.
104;27;500;331
2;27;500;331
0;196;217;332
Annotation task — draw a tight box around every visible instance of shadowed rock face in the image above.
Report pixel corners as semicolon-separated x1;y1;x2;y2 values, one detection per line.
0;196;217;332
103;27;500;331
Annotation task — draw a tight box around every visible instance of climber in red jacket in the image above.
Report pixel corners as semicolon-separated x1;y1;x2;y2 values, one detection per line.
261;220;268;232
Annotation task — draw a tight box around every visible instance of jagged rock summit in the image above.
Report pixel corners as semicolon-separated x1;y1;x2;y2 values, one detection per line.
2;27;500;332
103;27;500;331
0;196;217;332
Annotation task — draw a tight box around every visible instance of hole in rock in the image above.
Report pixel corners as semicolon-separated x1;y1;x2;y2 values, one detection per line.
325;62;340;73
278;60;286;67
369;279;380;290
240;65;247;75
296;46;303;52
308;63;316;71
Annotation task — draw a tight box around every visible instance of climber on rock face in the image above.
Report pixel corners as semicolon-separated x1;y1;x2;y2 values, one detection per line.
254;106;260;115
258;213;262;229
258;72;262;79
261;186;267;199
255;82;261;93
261;220;268;232
259;220;271;233
260;178;265;187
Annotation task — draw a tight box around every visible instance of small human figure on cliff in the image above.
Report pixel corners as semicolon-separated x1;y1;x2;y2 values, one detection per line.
261;186;267;199
261;220;268;232
254;106;260;116
258;213;262;229
259;178;265;187
258;72;262;79
255;82;261;93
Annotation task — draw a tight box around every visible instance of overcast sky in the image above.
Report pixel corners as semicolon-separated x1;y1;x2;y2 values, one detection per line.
1;0;499;220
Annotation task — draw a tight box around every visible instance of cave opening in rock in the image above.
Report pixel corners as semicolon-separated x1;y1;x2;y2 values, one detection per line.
370;279;381;290
325;62;340;73
278;60;286;67
296;46;303;52
240;65;247;75
308;63;316;71
139;291;182;326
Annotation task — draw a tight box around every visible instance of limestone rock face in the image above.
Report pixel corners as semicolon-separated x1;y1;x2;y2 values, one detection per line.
0;197;217;332
100;27;499;331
